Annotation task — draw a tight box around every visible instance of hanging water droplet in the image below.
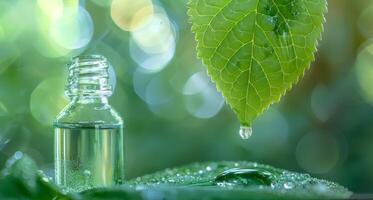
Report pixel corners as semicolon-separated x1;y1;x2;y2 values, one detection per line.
239;126;252;139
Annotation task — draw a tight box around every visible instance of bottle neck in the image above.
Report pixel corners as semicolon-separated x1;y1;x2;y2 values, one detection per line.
72;96;109;104
66;55;113;101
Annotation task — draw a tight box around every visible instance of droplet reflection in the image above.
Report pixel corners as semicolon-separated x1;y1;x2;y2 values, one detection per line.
215;168;273;187
239;126;252;139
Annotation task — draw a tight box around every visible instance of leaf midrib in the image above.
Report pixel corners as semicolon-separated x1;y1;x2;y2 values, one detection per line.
243;0;261;122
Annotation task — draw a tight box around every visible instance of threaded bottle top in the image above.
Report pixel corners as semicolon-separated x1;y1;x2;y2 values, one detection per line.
66;55;112;98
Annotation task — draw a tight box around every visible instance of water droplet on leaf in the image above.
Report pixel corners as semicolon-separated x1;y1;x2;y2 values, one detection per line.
83;169;91;185
313;183;328;193
239;126;252;139
284;181;295;189
214;168;273;187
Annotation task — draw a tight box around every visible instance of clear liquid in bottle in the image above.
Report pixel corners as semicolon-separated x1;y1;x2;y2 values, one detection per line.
54;124;124;192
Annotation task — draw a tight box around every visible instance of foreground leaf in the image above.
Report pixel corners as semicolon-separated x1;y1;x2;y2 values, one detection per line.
0;152;69;200
188;0;327;126
0;154;351;199
125;161;351;199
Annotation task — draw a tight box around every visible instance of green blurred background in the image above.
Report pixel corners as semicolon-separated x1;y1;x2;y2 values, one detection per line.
0;0;372;193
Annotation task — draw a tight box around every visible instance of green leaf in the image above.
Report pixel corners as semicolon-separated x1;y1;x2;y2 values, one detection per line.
0;152;69;200
82;161;351;199
188;0;327;126
0;154;351;199
124;161;351;199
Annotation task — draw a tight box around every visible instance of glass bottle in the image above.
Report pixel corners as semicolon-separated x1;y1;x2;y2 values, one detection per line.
54;55;124;192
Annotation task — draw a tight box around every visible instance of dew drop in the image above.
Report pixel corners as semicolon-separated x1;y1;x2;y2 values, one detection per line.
239;126;252;139
84;169;91;176
313;183;328;192
42;176;49;182
214;168;273;187
284;181;295;189
83;170;91;185
15;151;23;158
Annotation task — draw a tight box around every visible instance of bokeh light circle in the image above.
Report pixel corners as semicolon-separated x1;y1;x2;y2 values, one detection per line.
183;72;225;119
30;77;68;126
182;72;210;95
133;68;153;102
110;0;154;31
37;0;63;19
129;7;176;73
49;6;93;50
33;34;72;58
146;75;186;121
145;76;174;105
355;40;373;105
296;132;339;174
130;38;175;73
310;85;336;122
358;5;373;38
131;10;175;54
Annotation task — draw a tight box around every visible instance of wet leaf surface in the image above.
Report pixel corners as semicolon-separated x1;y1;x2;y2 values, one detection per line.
0;154;352;199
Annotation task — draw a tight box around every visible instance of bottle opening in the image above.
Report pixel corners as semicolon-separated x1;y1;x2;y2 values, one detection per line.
66;55;112;98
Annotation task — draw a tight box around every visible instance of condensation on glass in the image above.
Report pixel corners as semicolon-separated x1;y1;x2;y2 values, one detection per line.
54;55;124;192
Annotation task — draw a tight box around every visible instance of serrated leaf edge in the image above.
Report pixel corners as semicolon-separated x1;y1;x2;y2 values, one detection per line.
187;0;327;126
